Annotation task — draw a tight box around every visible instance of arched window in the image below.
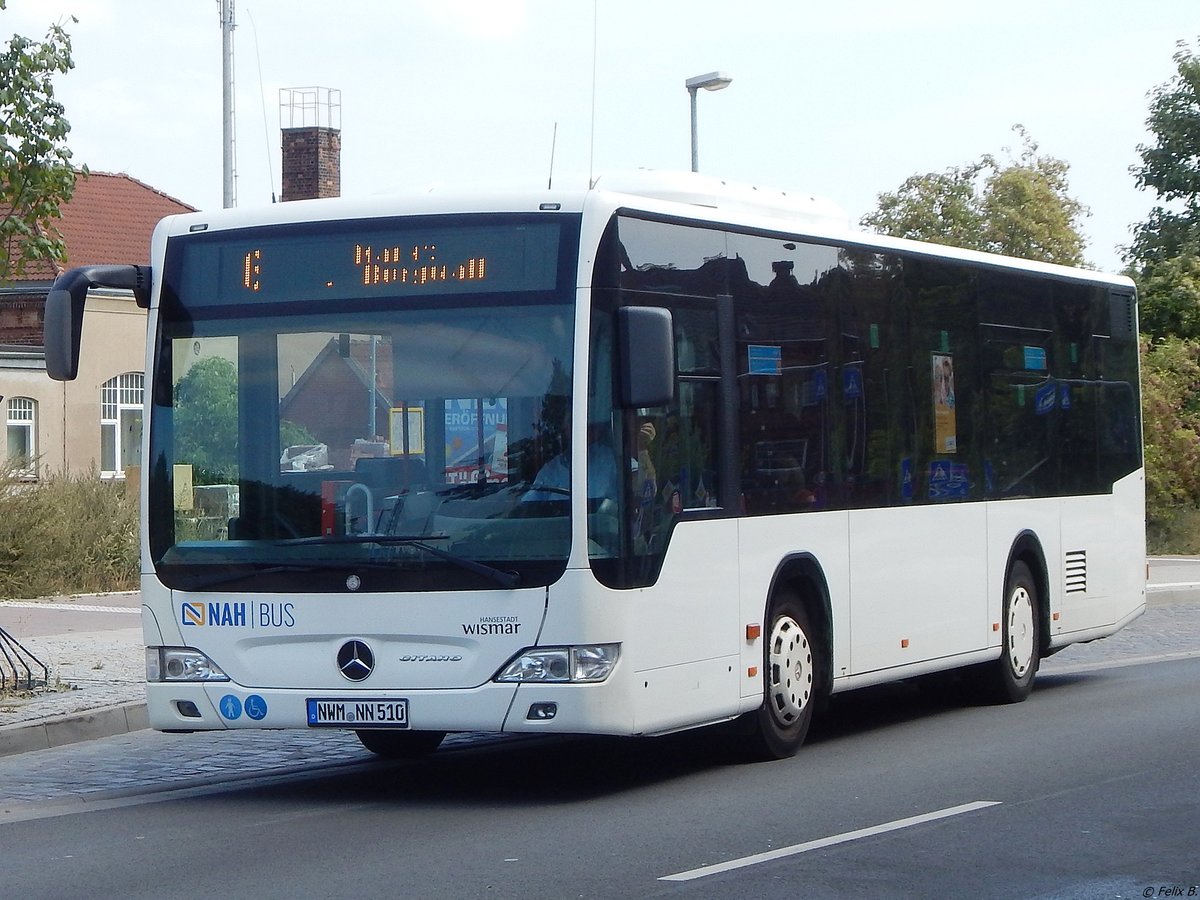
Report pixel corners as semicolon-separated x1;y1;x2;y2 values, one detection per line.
6;396;37;475
101;372;144;478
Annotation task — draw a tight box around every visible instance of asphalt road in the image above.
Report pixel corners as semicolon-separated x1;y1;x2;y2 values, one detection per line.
1;653;1196;899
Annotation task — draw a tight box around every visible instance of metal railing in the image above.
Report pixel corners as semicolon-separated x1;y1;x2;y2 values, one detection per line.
0;626;49;692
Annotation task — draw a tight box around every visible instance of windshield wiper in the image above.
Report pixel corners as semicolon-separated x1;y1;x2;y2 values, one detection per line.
273;534;521;588
176;560;397;592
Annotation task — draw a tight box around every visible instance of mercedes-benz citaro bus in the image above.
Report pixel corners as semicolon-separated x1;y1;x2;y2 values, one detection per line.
45;171;1145;760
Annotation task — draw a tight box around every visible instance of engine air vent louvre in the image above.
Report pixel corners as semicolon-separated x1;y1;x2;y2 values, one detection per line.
1064;549;1087;594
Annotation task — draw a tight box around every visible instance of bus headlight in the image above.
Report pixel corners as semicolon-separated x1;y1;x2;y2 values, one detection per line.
494;644;620;684
146;647;230;682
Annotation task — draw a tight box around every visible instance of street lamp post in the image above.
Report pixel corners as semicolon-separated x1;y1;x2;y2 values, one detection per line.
685;71;732;172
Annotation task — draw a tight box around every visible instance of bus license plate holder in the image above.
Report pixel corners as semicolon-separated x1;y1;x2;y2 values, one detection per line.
306;698;409;728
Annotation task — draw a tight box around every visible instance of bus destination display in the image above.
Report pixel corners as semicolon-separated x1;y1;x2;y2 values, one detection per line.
242;243;487;293
176;220;562;307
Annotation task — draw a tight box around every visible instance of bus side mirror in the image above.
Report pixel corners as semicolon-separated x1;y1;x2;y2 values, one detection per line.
44;265;153;381
44;287;85;381
618;306;675;408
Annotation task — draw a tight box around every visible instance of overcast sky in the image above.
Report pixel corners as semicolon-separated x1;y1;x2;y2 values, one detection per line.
6;0;1197;273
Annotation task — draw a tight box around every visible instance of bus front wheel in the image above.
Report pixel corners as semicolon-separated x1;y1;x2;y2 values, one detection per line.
355;729;446;759
743;592;819;760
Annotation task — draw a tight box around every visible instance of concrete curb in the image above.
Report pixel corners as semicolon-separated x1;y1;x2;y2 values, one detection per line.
0;701;147;758
1145;582;1200;605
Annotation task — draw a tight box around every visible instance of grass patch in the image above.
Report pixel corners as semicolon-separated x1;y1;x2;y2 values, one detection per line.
1148;505;1200;556
0;465;138;598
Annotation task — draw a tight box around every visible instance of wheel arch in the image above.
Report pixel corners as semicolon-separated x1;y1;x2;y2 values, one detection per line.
1005;530;1050;660
764;552;834;698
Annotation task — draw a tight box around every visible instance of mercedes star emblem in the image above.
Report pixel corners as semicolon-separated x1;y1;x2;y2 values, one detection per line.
337;639;374;682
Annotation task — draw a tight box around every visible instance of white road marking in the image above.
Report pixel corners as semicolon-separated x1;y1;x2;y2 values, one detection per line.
0;601;139;614
659;800;1001;882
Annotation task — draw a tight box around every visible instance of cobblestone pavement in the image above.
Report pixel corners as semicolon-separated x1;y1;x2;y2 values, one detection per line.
0;584;1197;810
1040;593;1200;669
0;725;526;813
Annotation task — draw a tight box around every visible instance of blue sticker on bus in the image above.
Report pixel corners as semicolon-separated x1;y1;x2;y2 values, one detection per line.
900;457;914;501
1023;346;1047;371
219;694;243;720
1035;382;1057;415
244;695;268;721
810;368;828;403
928;461;970;499
747;345;782;375
843;364;863;399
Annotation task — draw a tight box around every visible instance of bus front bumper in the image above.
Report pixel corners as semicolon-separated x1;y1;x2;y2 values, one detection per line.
146;678;636;736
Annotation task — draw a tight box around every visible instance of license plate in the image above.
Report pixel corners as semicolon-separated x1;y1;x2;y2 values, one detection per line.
306;698;409;728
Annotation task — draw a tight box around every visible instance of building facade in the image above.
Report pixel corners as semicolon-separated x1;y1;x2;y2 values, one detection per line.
0;171;194;478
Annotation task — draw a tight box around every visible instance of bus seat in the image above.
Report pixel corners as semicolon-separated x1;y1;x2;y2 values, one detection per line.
354;456;428;495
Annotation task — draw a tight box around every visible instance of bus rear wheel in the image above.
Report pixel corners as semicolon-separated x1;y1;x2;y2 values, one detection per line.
742;592;819;760
979;560;1040;703
355;729;446;759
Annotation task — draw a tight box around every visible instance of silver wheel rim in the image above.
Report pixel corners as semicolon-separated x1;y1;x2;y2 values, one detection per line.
1007;586;1035;678
767;615;813;725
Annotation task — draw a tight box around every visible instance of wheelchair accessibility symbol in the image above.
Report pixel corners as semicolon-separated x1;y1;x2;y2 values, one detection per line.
244;694;268;721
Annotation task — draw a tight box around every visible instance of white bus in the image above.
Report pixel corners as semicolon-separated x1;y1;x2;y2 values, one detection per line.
46;172;1145;759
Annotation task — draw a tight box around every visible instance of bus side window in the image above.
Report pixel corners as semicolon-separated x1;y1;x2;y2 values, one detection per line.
666;381;721;511
628;310;723;556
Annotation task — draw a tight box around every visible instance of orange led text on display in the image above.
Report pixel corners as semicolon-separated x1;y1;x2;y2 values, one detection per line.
242;250;262;291
354;243;488;287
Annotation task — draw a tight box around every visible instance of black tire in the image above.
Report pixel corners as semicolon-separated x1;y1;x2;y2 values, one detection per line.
741;591;821;760
979;560;1041;703
355;729;446;759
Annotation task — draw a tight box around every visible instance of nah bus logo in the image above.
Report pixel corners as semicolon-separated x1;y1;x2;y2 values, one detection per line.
182;601;246;627
180;601;297;628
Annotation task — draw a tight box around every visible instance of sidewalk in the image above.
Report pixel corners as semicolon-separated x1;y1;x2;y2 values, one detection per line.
2;574;1199;758
0;594;144;756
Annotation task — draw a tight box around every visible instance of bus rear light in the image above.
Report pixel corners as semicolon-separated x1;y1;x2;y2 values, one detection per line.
495;644;620;684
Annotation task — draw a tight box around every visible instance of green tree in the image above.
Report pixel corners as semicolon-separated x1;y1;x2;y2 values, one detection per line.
1130;39;1200;266
859;164;986;250
175;357;239;484
1137;252;1200;341
1140;336;1200;550
1128;39;1200;343
862;125;1088;266
0;1;79;281
1128;39;1200;550
176;357;317;484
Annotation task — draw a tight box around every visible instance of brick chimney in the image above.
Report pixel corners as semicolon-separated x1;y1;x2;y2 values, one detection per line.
279;87;341;202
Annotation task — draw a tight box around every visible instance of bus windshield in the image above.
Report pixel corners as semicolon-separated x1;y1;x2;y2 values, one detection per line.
147;214;579;592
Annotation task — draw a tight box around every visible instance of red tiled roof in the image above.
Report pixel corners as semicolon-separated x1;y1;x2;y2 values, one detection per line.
6;170;195;282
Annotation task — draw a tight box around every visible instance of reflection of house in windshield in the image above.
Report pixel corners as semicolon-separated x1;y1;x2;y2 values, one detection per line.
277;336;512;483
278;336;395;471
